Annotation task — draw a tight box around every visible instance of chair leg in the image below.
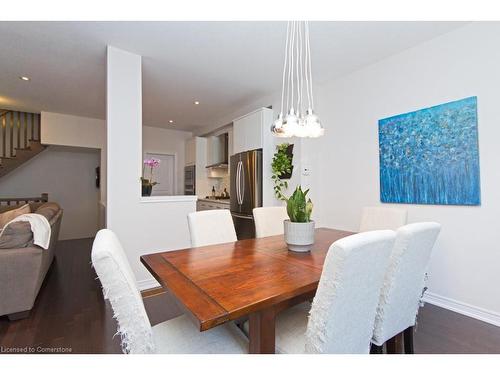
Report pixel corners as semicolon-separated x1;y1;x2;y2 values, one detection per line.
7;310;31;321
234;316;249;338
370;343;384;354
403;326;415;354
386;332;404;354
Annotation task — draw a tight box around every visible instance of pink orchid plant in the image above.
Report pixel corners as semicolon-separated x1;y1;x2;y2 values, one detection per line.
141;158;161;186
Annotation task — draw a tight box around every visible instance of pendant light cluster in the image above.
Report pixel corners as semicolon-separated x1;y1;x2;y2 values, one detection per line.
271;21;324;138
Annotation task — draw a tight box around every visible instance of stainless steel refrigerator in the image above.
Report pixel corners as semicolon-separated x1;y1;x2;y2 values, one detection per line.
230;149;262;239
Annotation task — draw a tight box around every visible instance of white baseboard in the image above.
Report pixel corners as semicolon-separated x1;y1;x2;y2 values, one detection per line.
423;292;500;327
137;278;160;291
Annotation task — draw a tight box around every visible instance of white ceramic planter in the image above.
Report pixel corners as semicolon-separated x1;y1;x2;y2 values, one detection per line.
284;220;315;252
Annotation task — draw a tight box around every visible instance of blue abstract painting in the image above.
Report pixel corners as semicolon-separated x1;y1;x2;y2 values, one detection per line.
379;97;480;205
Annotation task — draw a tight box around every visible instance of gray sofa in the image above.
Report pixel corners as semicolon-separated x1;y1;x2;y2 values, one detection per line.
0;202;63;320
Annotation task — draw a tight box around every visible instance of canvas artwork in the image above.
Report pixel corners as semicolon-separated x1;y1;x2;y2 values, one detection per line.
378;96;480;205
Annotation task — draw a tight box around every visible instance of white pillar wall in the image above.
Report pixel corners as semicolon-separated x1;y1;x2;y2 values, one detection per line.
106;46;143;226
106;46;197;289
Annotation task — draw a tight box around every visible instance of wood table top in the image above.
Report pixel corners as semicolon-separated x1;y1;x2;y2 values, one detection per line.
141;227;354;331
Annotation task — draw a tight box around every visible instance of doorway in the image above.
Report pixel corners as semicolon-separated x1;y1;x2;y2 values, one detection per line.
145;152;176;196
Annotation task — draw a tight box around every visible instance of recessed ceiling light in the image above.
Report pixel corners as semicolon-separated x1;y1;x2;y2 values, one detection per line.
19;76;30;81
169;120;174;124
194;101;200;105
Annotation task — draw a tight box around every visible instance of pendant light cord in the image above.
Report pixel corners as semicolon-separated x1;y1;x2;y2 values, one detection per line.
289;21;295;111
306;21;314;110
304;21;312;110
297;22;303;116
273;21;322;137
280;21;290;116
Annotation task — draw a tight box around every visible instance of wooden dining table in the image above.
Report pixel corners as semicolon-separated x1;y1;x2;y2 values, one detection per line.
140;227;354;354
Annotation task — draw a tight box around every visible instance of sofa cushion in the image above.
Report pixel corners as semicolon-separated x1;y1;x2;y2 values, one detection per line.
0;202;61;250
35;202;61;223
0;221;33;249
0;204;31;229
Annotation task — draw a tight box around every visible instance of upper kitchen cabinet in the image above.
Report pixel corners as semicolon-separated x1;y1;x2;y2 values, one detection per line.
185;137;196;166
233;107;274;154
185;136;207;166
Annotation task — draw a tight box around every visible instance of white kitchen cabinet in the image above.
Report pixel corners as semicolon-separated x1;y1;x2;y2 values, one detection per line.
227;128;233;156
233;108;274;154
206;136;217;166
184;137;210;196
196;199;230;211
185;137;196;166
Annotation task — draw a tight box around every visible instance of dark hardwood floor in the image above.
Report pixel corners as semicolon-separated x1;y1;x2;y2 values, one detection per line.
0;238;499;354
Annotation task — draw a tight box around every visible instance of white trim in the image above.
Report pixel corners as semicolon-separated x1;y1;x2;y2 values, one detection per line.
140;195;197;203
137;278;160;291
423;292;500;327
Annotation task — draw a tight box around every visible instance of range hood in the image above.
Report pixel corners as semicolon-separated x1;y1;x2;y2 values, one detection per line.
206;133;229;169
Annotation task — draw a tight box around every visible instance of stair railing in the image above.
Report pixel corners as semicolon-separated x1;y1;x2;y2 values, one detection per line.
0;110;41;159
0;193;49;207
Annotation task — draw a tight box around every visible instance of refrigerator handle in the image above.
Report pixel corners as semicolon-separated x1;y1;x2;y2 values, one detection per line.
235;161;239;204
236;160;242;205
240;161;245;205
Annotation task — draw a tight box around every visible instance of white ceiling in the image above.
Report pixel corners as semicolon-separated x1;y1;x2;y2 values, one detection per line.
0;21;467;131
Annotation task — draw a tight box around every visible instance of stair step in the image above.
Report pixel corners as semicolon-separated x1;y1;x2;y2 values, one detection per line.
0;143;47;178
14;147;33;153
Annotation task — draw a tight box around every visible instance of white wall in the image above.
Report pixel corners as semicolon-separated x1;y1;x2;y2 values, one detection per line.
0;146;100;240
106;46;196;288
41;112;106;149
41;112;107;205
303;23;500;324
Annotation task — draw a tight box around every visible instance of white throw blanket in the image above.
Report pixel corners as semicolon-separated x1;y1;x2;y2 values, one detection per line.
3;213;52;249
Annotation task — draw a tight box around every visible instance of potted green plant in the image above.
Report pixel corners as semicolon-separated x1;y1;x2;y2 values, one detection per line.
141;158;160;196
271;143;294;200
283;186;315;252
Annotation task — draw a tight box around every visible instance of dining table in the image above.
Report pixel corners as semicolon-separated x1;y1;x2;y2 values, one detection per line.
140;227;355;354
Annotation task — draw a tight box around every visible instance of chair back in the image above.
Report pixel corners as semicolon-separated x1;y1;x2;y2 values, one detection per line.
305;230;396;353
372;222;441;344
91;229;154;354
253;206;288;238
359;206;407;232
187;209;237;247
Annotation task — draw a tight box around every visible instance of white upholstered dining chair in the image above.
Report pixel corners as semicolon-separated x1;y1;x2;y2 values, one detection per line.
359;206;408;232
91;229;247;354
187;209;237;247
371;222;441;354
264;230;396;353
253;206;288;238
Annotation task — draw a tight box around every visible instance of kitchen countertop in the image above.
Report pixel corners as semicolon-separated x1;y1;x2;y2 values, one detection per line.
198;197;230;205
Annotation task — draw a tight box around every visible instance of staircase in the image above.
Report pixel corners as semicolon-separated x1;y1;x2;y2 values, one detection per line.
0;110;45;178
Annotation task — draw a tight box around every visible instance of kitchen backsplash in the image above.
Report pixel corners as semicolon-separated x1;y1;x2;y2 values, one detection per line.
203;174;230;197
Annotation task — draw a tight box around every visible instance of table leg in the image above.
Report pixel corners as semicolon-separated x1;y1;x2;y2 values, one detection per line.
248;307;276;354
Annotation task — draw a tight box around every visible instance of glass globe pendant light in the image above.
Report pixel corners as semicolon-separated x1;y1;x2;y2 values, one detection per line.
271;21;324;138
270;113;287;137
304;108;324;138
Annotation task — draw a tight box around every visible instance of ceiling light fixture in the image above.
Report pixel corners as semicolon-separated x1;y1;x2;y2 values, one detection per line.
194;101;200;105
19;76;30;81
271;21;324;138
169;120;174;124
